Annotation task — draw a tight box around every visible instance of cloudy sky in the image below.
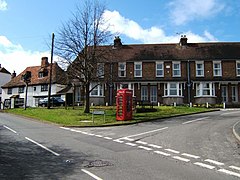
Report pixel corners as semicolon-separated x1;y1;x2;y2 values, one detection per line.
0;0;239;74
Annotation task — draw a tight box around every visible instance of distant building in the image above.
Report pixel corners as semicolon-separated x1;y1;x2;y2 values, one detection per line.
1;57;68;108
0;64;11;109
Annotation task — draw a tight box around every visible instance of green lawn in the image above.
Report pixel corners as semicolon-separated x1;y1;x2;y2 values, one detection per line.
4;106;217;127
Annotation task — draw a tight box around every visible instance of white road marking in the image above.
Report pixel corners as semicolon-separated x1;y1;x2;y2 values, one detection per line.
165;149;180;154
182;117;209;125
60;127;70;130
81;132;89;135
172;156;190;162
125;142;137;146
154;150;171;156
104;137;112;140
121;137;135;141
3;125;17;134
88;133;95;136
194;162;215;169
218;169;240;178
136;141;148;145
70;129;82;133
204;159;224;166
81;169;103;180
138;146;152;151
229;165;240;171
113;139;124;143
148;144;162;149
122;127;168;139
181;153;200;159
25;137;60;156
95;135;103;138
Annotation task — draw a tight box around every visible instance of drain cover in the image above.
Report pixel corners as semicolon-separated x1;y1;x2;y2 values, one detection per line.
84;160;113;168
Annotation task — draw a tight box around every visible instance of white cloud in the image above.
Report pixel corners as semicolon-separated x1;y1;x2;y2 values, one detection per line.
0;0;7;11
0;36;52;74
0;10;219;75
168;0;225;25
102;10;218;44
0;36;13;47
204;30;218;41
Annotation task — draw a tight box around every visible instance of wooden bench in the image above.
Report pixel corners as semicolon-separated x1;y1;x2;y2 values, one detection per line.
137;100;154;109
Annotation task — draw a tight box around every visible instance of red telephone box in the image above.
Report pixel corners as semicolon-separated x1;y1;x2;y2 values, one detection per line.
116;88;133;121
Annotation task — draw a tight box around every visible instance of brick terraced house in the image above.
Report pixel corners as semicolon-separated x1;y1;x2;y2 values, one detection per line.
1;57;68;108
75;36;240;107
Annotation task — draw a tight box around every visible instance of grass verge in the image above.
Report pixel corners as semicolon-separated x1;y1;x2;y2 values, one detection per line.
3;106;217;127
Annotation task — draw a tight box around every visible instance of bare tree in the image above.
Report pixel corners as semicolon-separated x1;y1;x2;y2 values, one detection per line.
55;0;111;113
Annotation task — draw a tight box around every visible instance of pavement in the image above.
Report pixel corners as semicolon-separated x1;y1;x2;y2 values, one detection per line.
233;120;240;143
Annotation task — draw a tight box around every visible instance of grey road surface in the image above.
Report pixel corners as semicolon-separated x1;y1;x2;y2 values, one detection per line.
0;110;240;180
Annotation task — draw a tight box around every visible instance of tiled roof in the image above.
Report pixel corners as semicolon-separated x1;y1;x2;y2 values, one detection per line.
109;42;240;62
2;62;68;88
0;67;11;74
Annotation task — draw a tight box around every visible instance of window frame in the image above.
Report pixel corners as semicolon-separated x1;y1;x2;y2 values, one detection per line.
97;63;104;78
39;72;44;78
134;62;142;77
156;61;164;77
150;86;157;102
236;61;240;76
75;86;81;102
41;84;48;92
118;62;126;77
221;86;228;102
164;82;183;97
7;88;12;95
231;86;238;102
172;61;181;77
196;61;204;77
195;82;215;97
141;86;148;101
18;86;25;93
90;83;104;97
213;61;222;77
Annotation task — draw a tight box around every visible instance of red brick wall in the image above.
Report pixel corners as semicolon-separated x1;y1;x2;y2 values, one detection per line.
222;61;236;78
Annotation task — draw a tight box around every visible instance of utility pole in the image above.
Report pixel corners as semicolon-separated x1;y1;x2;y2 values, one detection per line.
22;71;31;110
47;33;55;109
24;83;28;110
187;60;191;104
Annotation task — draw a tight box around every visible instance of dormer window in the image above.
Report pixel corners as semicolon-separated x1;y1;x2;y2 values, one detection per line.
39;72;44;78
38;69;48;78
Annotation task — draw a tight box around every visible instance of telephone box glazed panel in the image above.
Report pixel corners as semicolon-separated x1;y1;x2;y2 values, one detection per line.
116;88;133;121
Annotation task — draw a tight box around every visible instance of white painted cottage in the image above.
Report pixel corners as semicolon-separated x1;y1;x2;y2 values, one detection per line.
1;57;68;108
0;64;11;109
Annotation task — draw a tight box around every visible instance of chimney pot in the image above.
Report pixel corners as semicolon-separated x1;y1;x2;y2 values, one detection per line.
114;36;122;48
179;35;188;46
11;70;16;79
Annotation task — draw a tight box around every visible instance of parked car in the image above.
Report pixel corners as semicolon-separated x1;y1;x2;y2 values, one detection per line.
38;97;65;107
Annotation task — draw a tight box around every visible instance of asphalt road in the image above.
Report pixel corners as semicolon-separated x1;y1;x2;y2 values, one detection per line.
0;109;240;180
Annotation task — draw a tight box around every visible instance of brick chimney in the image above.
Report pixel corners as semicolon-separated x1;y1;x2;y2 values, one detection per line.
179;35;188;46
41;57;49;67
113;36;122;48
